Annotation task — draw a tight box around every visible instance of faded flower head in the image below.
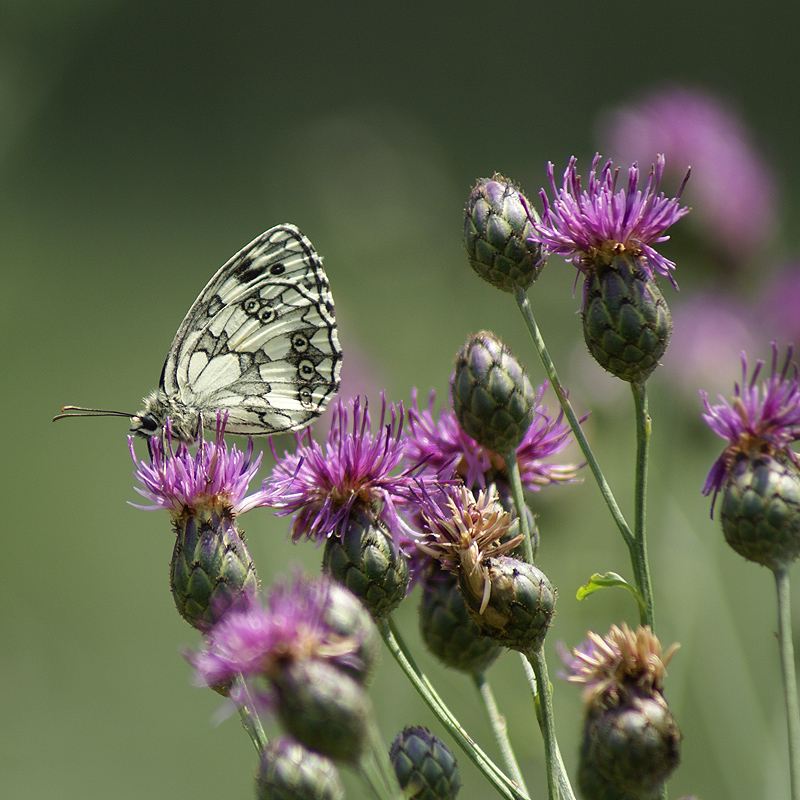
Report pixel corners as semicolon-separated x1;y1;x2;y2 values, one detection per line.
414;484;521;609
262;396;445;544
701;344;800;511
189;575;372;701
130;414;268;517
406;384;580;492
599;85;778;262
529;154;690;287
561;623;680;708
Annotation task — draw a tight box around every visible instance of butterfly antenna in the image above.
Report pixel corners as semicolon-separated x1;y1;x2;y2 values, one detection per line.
53;406;134;423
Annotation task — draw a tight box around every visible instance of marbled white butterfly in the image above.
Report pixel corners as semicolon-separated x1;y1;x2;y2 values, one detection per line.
56;224;342;443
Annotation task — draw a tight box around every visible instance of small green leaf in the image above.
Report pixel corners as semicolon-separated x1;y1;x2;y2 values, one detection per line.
576;572;647;617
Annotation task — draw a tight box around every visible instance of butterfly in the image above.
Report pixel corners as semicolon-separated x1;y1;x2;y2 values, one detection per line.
56;224;342;443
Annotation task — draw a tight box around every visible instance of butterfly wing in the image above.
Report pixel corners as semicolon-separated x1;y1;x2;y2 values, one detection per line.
160;224;342;436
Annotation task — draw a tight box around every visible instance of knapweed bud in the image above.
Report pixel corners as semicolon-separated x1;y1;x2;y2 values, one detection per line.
323;509;410;620
273;658;372;764
719;452;800;570
256;737;345;800
458;554;556;654
582;254;672;384
419;570;502;674
390;726;462;800
579;692;681;800
451;331;535;456
464;175;545;292
170;511;259;633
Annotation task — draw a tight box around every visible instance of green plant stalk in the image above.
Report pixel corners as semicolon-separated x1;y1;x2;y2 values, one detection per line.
473;671;529;795
519;655;576;800
378;616;529;800
631;381;655;629
360;718;406;800
513;286;634;551
775;567;800;800
526;648;574;800
504;453;534;563
233;674;268;753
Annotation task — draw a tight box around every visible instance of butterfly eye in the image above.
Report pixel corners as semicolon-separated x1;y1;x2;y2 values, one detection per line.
269;263;286;276
291;333;309;353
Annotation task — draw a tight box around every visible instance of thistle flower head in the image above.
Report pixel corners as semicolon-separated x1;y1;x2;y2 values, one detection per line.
701;344;800;511
561;623;680;709
530;154;690;287
189;575;370;701
406;385;580;492
262;396;444;544
130;415;267;517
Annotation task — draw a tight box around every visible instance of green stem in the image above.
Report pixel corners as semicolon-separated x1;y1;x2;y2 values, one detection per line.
473;672;529;795
513;286;634;551
631;381;654;629
359;719;406;800
775;567;800;800
504;454;534;563
526;648;575;800
519;655;576;800
378;616;529;800
233;675;267;753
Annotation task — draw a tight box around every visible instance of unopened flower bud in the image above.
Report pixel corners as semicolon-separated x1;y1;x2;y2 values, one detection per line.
419;571;502;674
256;737;345;800
170;510;259;633
390;726;462;800
582;254;672;384
720;452;800;570
323;509;410;620
451;332;535;456
464;175;545;292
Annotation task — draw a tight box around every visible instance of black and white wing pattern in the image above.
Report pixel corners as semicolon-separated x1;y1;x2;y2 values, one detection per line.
155;224;342;438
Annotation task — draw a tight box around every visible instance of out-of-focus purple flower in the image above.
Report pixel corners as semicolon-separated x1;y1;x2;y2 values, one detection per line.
188;575;369;704
701;344;800;510
406;384;580;492
262;396;446;544
661;292;758;397
130;416;268;516
529;154;690;287
599;85;778;262
757;263;800;346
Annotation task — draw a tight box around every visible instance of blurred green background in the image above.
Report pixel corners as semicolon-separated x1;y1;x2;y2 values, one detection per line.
4;1;800;798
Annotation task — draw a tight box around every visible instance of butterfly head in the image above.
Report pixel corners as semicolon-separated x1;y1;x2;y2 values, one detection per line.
131;390;202;444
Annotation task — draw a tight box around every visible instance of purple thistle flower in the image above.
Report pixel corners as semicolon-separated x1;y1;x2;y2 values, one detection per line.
130;415;269;516
529;154;690;287
262;395;444;543
599;85;778;263
701;344;800;512
188;575;369;705
406;384;580;492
